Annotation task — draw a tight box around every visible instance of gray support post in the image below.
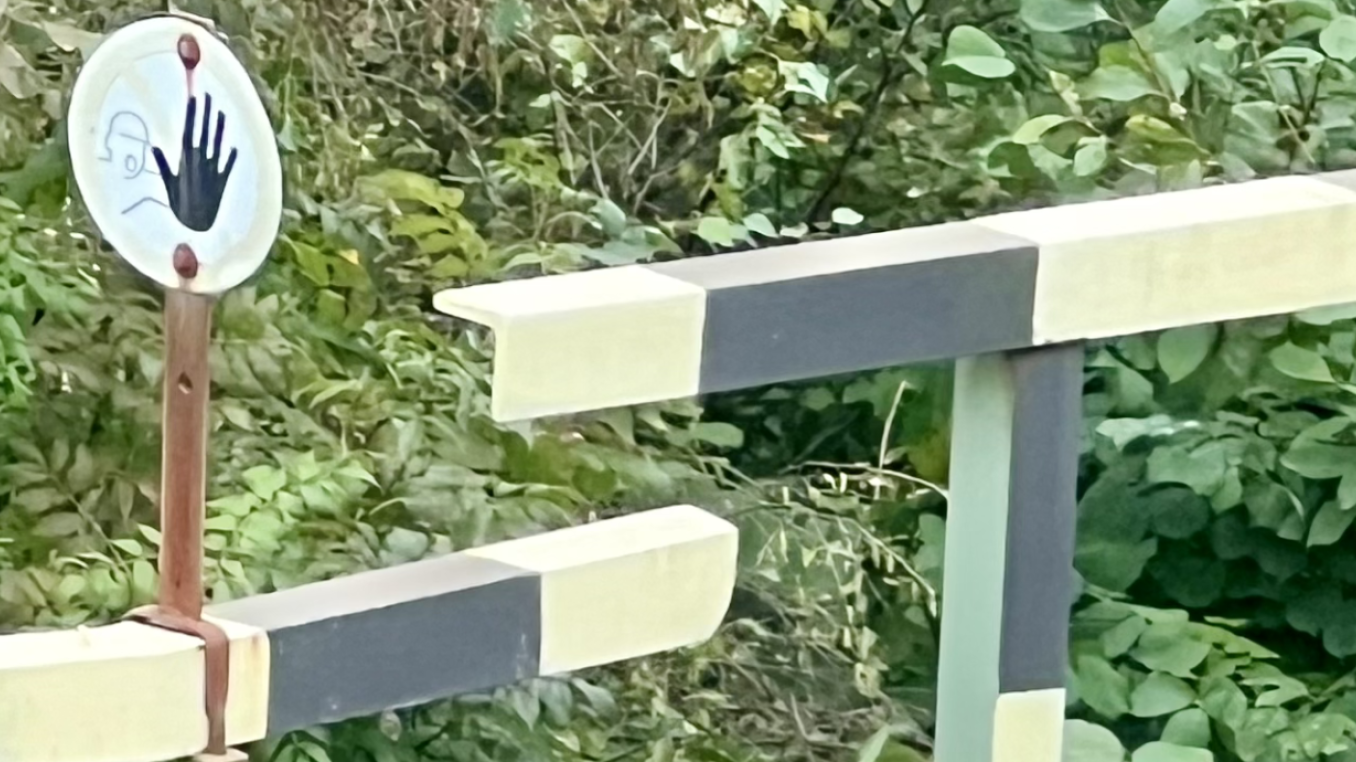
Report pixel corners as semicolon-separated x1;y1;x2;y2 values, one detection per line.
934;344;1083;762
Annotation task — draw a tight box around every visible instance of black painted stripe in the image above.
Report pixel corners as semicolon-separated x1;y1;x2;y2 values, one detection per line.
208;554;540;734
998;343;1083;694
649;222;1040;394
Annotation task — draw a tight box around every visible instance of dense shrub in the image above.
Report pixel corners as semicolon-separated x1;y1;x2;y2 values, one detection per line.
7;0;1356;760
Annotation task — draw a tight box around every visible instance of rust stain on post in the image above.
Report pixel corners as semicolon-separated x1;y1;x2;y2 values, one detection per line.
159;288;213;619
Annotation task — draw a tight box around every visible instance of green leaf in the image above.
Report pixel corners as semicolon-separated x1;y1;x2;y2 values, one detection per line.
832;207;865;226
857;725;891;762
1309;501;1356;547
572;678;618;718
385;531;430;563
1340;470;1356;509
1295;713;1356;756
35;512;82;538
1063;719;1126;761
243;465;288;501
1150;488;1211;539
1131;673;1196;717
1200;676;1248;730
1076;464;1162;590
1096;416;1193;449
1131;742;1213;762
111;539;143;557
1013;115;1075;145
365;170;464;211
780;61;832;101
12;487;64;515
549;34;589;64
68;444;96;492
138;524;162;546
41;22;103;55
697;217;737;247
1270;342;1335;382
537;678;574;725
1325;608;1356;657
1150;554;1225;607
1131;623;1211;676
591;199;627;237
204;515;237;532
132;559;157;602
430;256;470;279
1287;587;1340;635
1283;440;1356;479
1080;67;1160;101
1161;708;1212;747
390;214;453;238
1297;301;1356;325
743;213;778;237
1021;0;1111;32
1147;442;1227;496
690;422;745;449
209;494;260;518
1103;615;1149;658
752;0;787;23
1242;664;1310;707
943;26;1015;79
1261;46;1328;68
1111;361;1155;413
486;0;530;45
1076;655;1131;719
1158;325;1216;383
1154;0;1229;35
54;573;85;602
1078;537;1159;592
1075;138;1109;176
1322;15;1356;62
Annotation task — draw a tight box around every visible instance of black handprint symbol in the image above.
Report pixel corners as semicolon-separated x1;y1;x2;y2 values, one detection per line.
152;93;238;232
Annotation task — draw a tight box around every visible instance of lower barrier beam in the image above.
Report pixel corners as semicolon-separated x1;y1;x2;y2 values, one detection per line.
0;504;738;762
934;344;1083;762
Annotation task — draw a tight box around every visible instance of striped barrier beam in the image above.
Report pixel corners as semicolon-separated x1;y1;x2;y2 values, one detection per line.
433;171;1356;761
0;505;736;762
434;171;1356;419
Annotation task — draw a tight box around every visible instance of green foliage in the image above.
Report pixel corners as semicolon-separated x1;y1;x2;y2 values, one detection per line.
1061;310;1356;759
0;1;933;761
6;0;1356;759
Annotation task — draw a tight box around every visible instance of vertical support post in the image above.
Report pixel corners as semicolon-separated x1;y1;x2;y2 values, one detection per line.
934;344;1083;762
132;287;231;757
160;289;214;618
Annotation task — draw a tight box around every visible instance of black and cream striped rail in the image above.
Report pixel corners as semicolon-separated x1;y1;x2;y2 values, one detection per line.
433;171;1356;762
435;171;1356;421
0;506;736;762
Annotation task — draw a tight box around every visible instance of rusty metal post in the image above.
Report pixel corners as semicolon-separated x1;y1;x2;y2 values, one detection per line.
158;289;213;618
126;284;231;756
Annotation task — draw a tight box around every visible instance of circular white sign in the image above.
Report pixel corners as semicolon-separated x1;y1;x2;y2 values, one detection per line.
67;16;283;294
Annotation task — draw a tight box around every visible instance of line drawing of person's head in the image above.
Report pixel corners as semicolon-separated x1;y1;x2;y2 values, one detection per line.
98;111;158;179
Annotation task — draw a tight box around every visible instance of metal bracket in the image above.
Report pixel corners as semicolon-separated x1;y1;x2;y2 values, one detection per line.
125;605;231;755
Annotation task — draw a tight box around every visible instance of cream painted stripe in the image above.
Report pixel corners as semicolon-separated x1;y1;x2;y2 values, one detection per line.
0;616;268;762
992;689;1066;762
465;505;738;675
433;267;706;422
976;175;1356;344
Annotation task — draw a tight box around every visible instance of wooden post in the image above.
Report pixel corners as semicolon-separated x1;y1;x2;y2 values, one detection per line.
934;344;1083;762
158;289;214;618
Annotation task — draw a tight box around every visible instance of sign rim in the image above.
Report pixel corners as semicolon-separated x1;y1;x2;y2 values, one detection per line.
67;16;283;294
